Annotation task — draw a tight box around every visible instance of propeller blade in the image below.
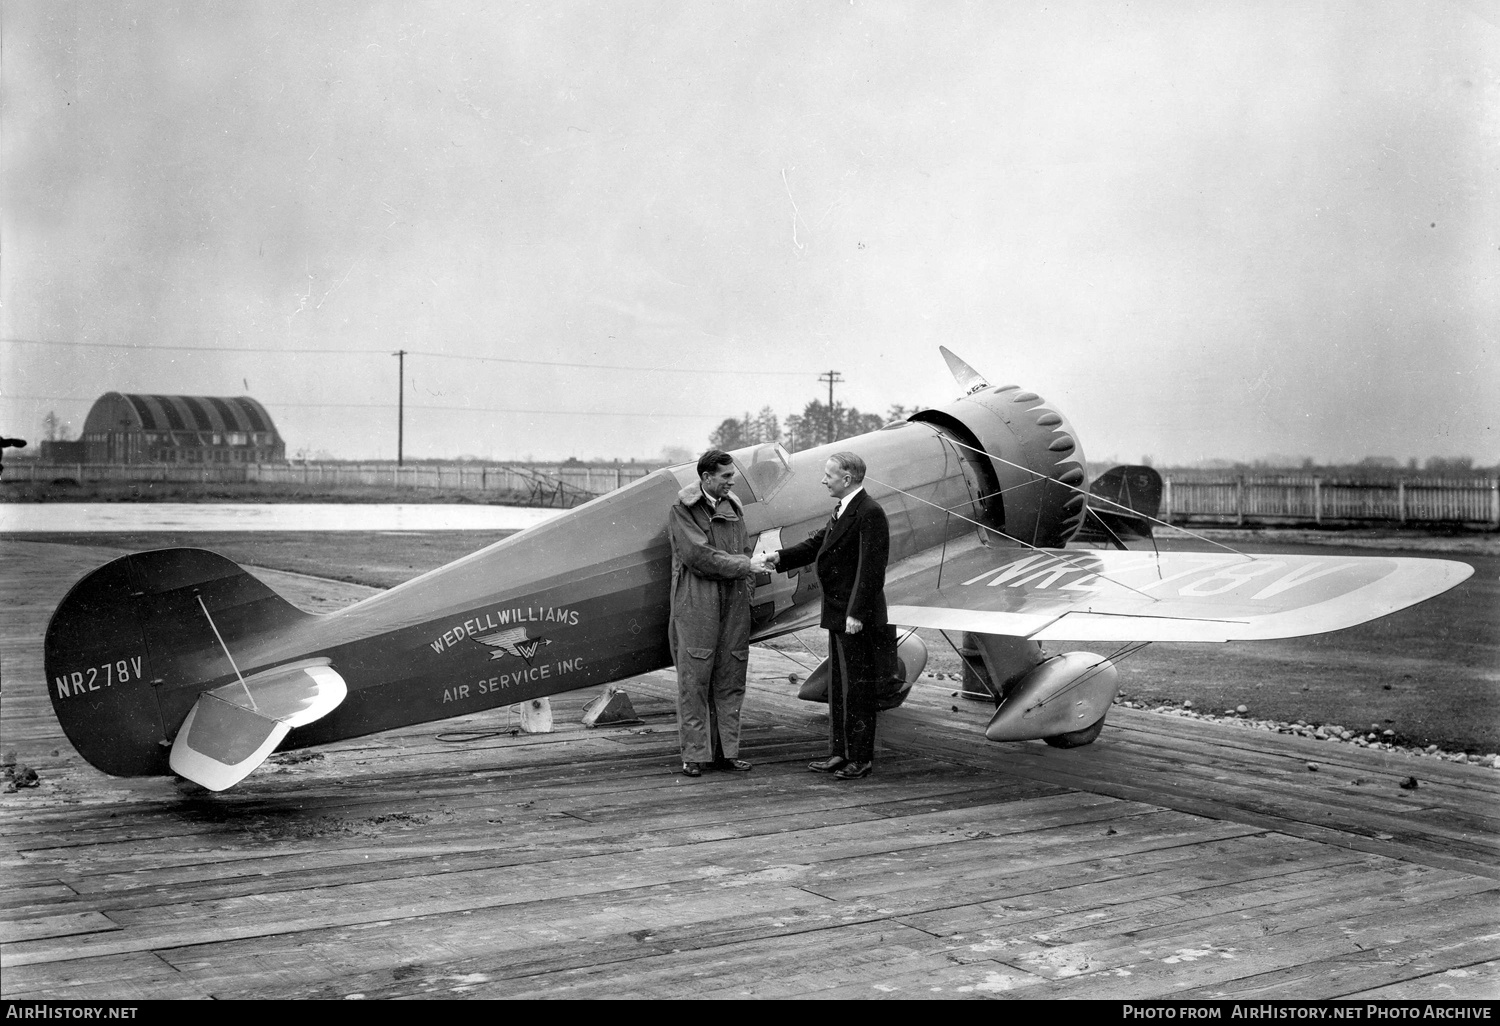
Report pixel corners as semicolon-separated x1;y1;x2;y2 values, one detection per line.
939;346;989;395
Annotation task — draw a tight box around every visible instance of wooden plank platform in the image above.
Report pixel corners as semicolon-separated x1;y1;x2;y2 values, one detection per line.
1;540;1495;1000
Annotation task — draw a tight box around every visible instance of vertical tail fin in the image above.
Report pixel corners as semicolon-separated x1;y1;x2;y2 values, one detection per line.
1074;465;1163;547
45;548;317;778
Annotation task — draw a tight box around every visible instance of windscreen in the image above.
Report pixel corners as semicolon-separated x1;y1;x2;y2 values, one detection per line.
731;442;793;504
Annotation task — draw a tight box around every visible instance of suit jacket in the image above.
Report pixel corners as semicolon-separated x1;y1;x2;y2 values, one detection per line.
776;488;889;632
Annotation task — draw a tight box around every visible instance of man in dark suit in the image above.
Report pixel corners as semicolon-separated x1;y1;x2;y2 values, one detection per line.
765;451;890;780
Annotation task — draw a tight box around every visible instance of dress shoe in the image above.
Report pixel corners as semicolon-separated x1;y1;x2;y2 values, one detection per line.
713;758;753;772
808;755;849;773
834;761;873;780
680;762;703;778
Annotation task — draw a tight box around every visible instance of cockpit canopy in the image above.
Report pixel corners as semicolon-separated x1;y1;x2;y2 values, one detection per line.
669;441;795;506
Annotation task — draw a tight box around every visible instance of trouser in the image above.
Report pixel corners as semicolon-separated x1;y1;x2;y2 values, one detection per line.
672;591;751;763
827;628;883;763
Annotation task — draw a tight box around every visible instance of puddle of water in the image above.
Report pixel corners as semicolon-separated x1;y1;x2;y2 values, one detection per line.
0;503;566;533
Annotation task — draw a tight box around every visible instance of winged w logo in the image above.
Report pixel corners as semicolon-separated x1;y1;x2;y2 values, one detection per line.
473;627;552;664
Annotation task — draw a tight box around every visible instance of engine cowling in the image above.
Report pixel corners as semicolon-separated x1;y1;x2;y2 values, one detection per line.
912;384;1088;549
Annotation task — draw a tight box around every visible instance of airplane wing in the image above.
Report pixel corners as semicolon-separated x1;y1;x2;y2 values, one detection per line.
884;546;1474;642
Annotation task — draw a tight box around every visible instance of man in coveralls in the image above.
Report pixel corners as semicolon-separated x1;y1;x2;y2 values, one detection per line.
667;449;767;778
764;451;890;780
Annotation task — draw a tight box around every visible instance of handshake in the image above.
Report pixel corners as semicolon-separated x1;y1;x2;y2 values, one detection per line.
750;551;780;575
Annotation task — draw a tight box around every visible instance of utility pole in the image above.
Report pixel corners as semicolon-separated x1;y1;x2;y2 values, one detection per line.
818;369;843;445
392;349;406;466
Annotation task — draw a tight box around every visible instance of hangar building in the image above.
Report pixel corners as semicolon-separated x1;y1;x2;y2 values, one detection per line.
81;393;285;464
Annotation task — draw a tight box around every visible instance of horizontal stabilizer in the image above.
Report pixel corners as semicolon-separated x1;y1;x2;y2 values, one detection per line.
170;659;346;791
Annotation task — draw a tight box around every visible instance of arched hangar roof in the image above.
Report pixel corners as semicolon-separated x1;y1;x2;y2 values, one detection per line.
82;393;279;437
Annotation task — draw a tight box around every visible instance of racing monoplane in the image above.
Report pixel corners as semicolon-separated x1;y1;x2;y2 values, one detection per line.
44;350;1473;790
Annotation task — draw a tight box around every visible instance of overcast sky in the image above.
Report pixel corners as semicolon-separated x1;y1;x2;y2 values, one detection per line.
3;1;1495;466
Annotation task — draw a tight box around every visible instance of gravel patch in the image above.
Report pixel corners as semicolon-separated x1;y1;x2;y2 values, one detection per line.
1114;695;1500;767
917;670;1497;766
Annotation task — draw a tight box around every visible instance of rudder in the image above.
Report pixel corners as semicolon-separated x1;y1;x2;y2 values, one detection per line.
1075;465;1163;547
45;548;312;777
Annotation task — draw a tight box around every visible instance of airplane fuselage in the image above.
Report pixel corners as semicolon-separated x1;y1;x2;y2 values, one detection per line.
282;421;997;749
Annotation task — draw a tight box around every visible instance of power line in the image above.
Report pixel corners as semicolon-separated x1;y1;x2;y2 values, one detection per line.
2;394;720;419
4;337;384;357
2;337;815;377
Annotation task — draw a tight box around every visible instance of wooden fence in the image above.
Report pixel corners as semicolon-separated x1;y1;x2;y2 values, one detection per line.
4;461;661;508
8;462;1498;527
1162;476;1500;528
246;462;658;502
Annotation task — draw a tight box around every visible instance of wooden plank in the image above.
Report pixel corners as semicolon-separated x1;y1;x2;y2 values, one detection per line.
13;760;1058;896
1100;726;1500;822
1004;888;1500;999
895;835;1378;938
1352;957;1500;1000
0;951;216;1001
0;793;1155;967
137;821;1279;997
1094;718;1500;828
809;959;1049;999
172;882;850;999
38;800;887;918
1180;936;1500;1000
795;810;1260;903
0;883;76;910
444;920;958;1000
0;911;119;944
1006;737;1500;852
823;843;1424;956
1103;700;1500;791
875;693;1491;824
174;831;1353;998
884;722;1500;879
979;865;1496;981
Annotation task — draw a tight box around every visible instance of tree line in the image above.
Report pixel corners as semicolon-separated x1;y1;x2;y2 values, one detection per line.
708;401;919;453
